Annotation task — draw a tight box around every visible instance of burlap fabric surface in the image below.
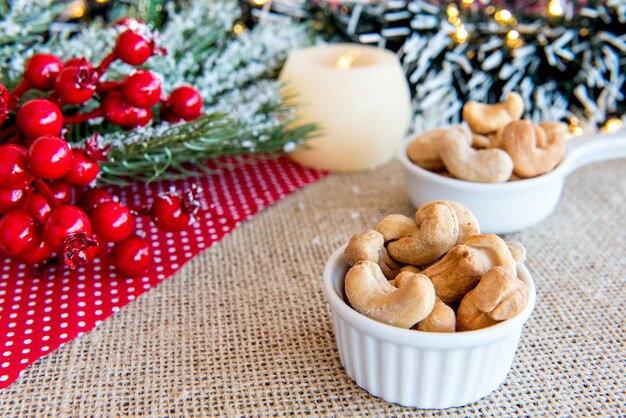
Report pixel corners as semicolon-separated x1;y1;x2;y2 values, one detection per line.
1;160;624;416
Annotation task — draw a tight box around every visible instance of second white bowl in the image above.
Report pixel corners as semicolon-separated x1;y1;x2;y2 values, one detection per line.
323;245;536;409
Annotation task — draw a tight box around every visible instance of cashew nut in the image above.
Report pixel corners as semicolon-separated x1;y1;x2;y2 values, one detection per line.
506;240;527;263
374;214;418;242
457;266;529;331
500;120;566;178
462;92;524;134
462;233;517;276
420;233;516;306
387;202;459;266
344;230;401;279
414;298;456;333
407;126;472;171
437;200;480;244
420;244;485;306
439;129;514;183
345;261;436;328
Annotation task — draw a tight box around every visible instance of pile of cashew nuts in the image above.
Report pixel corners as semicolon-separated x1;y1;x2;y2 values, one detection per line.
407;93;568;182
343;200;529;332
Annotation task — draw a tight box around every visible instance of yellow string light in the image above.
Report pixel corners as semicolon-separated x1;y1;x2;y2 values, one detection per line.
601;118;623;133
68;0;86;18
548;0;564;17
485;5;496;15
461;0;474;7
568;118;584;137
506;30;523;48
494;9;513;24
233;22;246;35
446;4;460;17
252;0;268;5
453;25;469;43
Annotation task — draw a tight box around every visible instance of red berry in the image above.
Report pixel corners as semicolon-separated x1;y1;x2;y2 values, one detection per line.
0;144;34;189
43;205;91;250
0;187;26;214
54;65;96;105
64;149;99;185
110;234;151;276
0;210;42;256
167;86;203;121
126;107;153;129
151;193;191;231
90;201;134;243
102;92;137;126
115;30;152;66
159;102;182;123
79;188;113;213
65;57;91;68
49;181;72;205
16;99;63;139
24;54;64;91
122;70;161;108
0;83;15;125
19;239;53;264
28;135;73;179
25;192;52;223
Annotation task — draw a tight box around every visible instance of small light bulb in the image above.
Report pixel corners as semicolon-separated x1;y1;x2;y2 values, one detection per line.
68;0;86;18
495;9;512;23
454;25;469;43
233;22;246;35
548;0;564;17
602;118;623;133
461;0;474;6
447;4;460;17
507;30;520;41
252;0;268;5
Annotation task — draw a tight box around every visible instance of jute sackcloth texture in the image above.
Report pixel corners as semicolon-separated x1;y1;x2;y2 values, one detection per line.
0;159;624;416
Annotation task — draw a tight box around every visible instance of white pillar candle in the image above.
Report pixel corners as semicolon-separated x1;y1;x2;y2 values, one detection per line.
280;43;411;172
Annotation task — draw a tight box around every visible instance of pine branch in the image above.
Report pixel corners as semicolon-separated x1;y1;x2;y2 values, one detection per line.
97;111;318;185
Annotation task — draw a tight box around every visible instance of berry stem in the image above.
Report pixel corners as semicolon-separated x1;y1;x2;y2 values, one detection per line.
95;52;116;76
46;91;61;106
0;125;17;143
33;178;59;209
63;108;103;125
96;80;122;93
4;132;21;145
10;79;30;99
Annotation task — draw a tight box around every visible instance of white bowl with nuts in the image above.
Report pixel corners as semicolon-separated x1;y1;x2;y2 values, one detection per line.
322;201;536;408
400;94;626;233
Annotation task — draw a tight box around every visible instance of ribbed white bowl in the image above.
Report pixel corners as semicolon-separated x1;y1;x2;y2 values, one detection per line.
323;245;536;409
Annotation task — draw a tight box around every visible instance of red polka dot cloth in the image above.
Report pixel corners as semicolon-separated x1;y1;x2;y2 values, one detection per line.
0;156;326;388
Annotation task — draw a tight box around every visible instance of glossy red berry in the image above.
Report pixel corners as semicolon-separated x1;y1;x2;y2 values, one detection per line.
79;188;113;213
126;107;153;129
167;86;203;121
43;205;91;250
0;187;26;214
0;144;34;189
64;57;91;68
110;234;151;276
24;54;64;91
151;193;191;231
49;181;72;205
159;102;182;123
54;65;96;104
115;30;152;66
19;239;53;264
0;83;15;125
28;135;73;179
122;70;161;108
16;99;63;139
25;192;52;223
64;149;99;186
0;210;42;256
90;201;135;243
102;92;137;126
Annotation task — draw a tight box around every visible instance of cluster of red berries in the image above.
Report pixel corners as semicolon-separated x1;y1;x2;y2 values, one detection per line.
0;19;204;276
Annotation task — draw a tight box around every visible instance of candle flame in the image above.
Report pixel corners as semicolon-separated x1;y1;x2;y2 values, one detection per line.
335;49;362;70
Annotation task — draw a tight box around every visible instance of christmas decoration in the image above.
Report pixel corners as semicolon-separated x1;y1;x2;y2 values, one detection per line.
248;0;626;133
1;0;317;184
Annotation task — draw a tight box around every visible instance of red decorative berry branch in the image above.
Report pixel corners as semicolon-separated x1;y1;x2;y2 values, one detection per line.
0;19;207;277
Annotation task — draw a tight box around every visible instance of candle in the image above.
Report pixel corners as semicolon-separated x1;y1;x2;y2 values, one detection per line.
280;43;411;172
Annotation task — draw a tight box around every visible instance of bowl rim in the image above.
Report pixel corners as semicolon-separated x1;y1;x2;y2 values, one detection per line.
397;136;562;192
323;244;537;348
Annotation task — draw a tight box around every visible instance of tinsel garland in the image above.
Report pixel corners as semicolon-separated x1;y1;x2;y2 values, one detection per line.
0;0;317;184
245;0;626;133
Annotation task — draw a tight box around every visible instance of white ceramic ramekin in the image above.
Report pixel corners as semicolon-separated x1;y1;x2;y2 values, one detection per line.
322;245;536;409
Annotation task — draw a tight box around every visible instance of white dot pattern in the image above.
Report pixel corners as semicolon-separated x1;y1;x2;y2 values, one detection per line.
0;157;326;387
